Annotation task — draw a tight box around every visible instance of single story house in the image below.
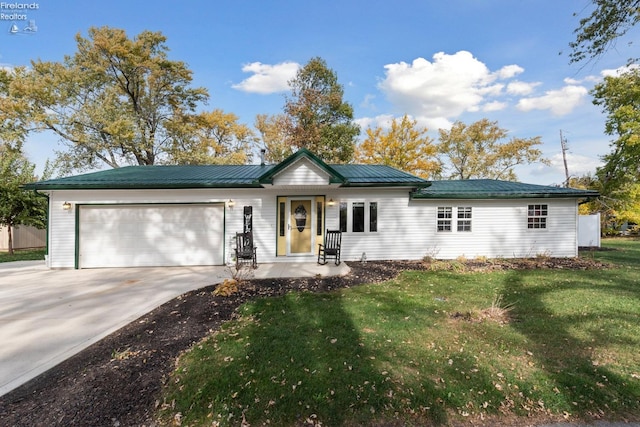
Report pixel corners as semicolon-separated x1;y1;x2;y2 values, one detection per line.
25;149;599;269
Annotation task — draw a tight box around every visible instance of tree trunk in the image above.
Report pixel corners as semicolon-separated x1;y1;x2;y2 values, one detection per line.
7;224;14;255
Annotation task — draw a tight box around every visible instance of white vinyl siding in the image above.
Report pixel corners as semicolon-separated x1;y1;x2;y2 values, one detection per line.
426;199;578;259
45;188;581;268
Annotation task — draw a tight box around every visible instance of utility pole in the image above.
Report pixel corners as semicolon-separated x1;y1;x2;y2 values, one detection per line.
560;130;570;187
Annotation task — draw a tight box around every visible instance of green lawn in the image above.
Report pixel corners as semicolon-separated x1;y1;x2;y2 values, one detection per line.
0;248;45;263
159;238;640;426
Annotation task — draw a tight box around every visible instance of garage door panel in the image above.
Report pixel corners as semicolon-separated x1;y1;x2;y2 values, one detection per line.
79;204;224;268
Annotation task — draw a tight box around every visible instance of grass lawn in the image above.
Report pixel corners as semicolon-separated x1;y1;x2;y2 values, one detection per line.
160;238;640;426
0;248;45;263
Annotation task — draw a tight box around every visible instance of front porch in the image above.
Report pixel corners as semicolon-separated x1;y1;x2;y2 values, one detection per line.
231;260;350;280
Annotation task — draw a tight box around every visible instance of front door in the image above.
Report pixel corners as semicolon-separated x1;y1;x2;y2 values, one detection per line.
276;196;325;257
289;199;313;254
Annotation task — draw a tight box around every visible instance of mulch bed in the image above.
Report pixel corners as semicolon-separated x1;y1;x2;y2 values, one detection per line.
0;258;607;426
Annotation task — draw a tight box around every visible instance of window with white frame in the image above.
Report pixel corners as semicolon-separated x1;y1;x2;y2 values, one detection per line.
369;202;378;232
339;202;348;232
352;202;365;232
339;201;378;233
527;204;547;229
457;207;472;232
437;207;452;232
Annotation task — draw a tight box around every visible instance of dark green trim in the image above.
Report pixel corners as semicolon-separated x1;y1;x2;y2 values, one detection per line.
74;206;79;269
25;182;264;191
258;148;346;185
411;192;599;200
411;179;599;200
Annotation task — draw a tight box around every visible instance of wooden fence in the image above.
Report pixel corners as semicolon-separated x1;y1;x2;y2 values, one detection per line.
0;225;46;251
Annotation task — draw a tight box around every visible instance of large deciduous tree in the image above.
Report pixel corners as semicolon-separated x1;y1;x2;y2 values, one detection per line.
591;68;640;226
569;0;640;64
437;119;547;180
11;26;209;172
592;68;640;185
0;146;47;254
167;109;255;165
283;57;360;163
356;115;441;179
0;68;29;152
254;113;292;163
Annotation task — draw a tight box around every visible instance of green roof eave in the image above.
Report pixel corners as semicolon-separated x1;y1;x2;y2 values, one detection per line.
344;182;431;188
411;191;599;200
23;182;264;191
410;179;600;200
257;148;347;185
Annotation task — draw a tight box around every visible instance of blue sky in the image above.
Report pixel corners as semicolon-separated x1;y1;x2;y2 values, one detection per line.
2;0;638;184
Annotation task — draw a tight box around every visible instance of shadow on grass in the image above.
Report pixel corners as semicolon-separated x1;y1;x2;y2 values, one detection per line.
500;270;640;418
166;287;455;426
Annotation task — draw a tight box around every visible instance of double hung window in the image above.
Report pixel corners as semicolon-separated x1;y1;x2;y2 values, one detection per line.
527;204;547;229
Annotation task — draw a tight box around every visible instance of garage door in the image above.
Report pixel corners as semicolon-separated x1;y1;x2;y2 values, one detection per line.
79;204;224;268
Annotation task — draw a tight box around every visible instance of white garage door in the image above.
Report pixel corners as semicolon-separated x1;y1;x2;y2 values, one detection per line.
79;204;224;268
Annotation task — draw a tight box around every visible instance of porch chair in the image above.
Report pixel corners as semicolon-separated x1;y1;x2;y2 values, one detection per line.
235;232;257;269
318;229;342;265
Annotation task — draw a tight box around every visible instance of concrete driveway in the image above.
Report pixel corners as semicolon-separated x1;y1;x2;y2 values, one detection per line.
0;260;349;397
0;261;234;396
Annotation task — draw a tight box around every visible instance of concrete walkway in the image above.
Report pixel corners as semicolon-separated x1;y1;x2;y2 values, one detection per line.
0;260;349;396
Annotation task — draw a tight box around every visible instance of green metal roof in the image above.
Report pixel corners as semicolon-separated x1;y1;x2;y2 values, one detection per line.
412;179;599;199
24;149;430;190
25;164;274;190
332;164;428;186
24;150;599;200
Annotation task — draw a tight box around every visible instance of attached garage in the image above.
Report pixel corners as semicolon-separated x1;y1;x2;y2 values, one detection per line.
78;204;224;268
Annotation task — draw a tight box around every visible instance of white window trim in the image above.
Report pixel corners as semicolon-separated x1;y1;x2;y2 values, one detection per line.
527;204;548;230
339;200;378;233
437;206;473;233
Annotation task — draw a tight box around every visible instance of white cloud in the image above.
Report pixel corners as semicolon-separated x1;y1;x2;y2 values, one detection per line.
496;64;524;79
378;51;526;123
516;85;588;116
232;61;299;94
360;94;377;110
536;152;603;178
355;114;396;131
601;64;639;78
506;80;540;95
356;113;447;133
482;101;507;112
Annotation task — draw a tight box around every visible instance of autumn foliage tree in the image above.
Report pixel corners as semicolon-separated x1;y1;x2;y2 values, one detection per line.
0;69;29;152
283;57;360;163
437;119;547;180
167;109;255;165
356;115;441;178
10;26;211;172
254;114;292;163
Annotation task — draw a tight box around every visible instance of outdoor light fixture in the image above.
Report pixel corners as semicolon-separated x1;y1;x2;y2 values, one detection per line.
62;201;72;210
227;199;235;208
327;199;335;206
